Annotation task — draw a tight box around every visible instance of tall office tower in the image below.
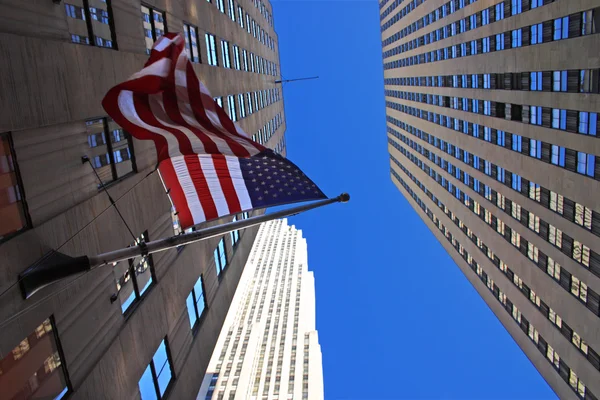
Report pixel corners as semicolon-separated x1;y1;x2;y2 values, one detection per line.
197;219;324;400
0;1;286;399
382;0;600;398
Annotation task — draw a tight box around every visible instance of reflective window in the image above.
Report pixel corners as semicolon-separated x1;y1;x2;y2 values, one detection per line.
242;49;249;71
227;0;235;21
186;275;206;329
86;118;136;187
0;132;30;241
230;215;241;245
66;1;115;48
113;231;155;314
139;339;173;399
0;318;69;400
233;45;241;70
205;34;218;66
553;71;567;92
216;0;225;13
579;112;598;135
141;5;166;55
227;95;237;121
183;23;201;63
214;237;228;275
221;40;231;68
554;16;569;40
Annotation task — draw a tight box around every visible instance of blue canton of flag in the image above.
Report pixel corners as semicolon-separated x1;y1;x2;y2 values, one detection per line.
241;151;326;209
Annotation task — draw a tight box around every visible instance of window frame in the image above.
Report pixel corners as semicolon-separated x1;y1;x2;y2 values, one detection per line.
0;131;32;243
139;338;175;400
66;0;118;49
221;39;231;68
114;230;157;315
214;237;228;276
141;4;167;55
186;275;207;331
1;316;72;400
183;22;201;63
87;117;137;189
205;33;219;66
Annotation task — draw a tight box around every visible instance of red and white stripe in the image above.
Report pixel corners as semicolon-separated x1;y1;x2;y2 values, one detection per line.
103;33;264;228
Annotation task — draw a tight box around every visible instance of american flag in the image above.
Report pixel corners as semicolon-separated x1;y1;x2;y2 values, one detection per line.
102;33;325;229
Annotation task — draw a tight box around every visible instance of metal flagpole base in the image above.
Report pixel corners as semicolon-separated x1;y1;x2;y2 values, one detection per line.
19;251;91;299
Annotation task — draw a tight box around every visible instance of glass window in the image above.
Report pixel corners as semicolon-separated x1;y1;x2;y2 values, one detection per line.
87;118;136;187
495;2;504;21
113;231;155;313
221;40;231;68
186;275;206;328
141;5;166;55
579;112;598;136
139;339;173;399
205;34;218;66
511;0;522;15
511;29;522;48
531;23;542;44
230;215;241;245
237;94;246;118
183;24;200;63
216;0;225;13
66;1;115;48
530;71;542;91
577;152;595;177
0;132;30;241
554;16;569;40
530;106;542;125
246;92;253;114
238;6;244;28
551;145;566;167
553;71;567;92
214;237;228;275
227;95;237;121
0;317;69;400
551;109;567;129
227;0;235;21
529;139;541;159
242;49;249;71
233;45;241;70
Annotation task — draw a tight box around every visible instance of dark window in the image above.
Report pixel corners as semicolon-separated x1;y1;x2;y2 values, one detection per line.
214;237;228;275
0;317;70;400
86;118;136;187
141;5;166;55
0;132;31;242
138;339;174;399
113;231;155;314
65;1;116;48
186;275;206;329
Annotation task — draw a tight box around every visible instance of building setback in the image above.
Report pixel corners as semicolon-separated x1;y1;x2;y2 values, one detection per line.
382;0;600;399
0;0;286;398
197;219;324;400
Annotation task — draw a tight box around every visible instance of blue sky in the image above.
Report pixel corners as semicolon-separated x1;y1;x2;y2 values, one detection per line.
271;1;557;398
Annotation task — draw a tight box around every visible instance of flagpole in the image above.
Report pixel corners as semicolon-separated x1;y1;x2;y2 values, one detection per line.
19;193;350;299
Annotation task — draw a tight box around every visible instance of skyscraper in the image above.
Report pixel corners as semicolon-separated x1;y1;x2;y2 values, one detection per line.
0;0;285;398
197;219;324;400
382;1;600;398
